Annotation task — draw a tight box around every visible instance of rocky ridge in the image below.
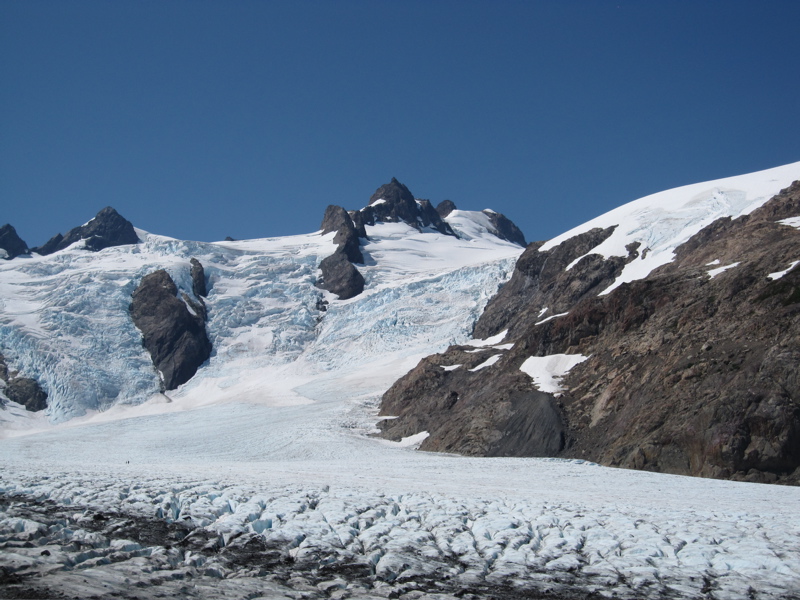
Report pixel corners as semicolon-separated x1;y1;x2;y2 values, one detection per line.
32;206;139;255
316;179;525;300
379;181;800;485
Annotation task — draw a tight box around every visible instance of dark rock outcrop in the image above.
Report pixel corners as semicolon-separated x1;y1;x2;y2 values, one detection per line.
34;233;64;256
359;178;456;236
130;269;211;391
379;180;800;485
190;258;207;298
482;210;527;247
436;200;457;218
380;348;565;457
0;354;47;412
317;205;367;299
349;210;368;239
320;205;364;264
33;207;139;255
473;225;625;339
317;252;365;300
0;225;29;259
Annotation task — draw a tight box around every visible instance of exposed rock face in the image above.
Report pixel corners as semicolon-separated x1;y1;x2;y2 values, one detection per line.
317;205;366;299
190;258;207;298
320;205;364;264
0;224;29;259
314;180;528;299
0;354;47;412
317;252;365;300
33;207;139;255
321;204;355;236
473;225;629;339
360;178;456;236
482;210;527;247
380;349;565;457
379;181;800;485
130;269;211;391
436;200;457;218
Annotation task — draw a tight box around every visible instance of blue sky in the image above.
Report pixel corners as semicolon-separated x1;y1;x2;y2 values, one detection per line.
2;1;799;247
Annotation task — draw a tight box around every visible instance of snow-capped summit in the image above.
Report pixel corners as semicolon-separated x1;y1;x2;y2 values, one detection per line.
32;206;140;255
0;184;524;424
359;178;456;236
0;224;29;260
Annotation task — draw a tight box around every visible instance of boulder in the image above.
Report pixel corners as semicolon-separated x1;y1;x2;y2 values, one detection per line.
130;269;211;390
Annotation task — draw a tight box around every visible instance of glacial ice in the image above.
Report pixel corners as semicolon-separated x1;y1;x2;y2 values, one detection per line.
0;220;520;423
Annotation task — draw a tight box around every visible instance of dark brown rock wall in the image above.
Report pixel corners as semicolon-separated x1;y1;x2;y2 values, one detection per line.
379;180;800;485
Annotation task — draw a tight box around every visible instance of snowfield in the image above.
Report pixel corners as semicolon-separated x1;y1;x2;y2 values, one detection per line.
2;173;800;598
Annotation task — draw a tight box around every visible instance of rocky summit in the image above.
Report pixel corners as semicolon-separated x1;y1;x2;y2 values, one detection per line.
361;178;456;236
379;179;800;485
0;224;29;260
32;206;139;255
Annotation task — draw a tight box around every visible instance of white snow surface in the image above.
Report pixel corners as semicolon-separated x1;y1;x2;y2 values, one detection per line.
542;161;800;295
519;354;590;395
445;209;504;242
2;175;800;598
468;354;502;372
779;216;800;229
768;260;800;281
707;262;740;279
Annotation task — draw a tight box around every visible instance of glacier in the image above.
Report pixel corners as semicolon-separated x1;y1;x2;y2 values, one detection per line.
1;170;800;599
0;216;521;424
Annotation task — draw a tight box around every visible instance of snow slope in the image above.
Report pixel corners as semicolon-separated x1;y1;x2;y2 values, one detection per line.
1;169;800;598
542;161;800;295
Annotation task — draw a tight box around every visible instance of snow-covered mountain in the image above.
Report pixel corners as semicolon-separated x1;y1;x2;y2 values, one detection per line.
379;161;800;485
1;170;800;600
0;183;523;425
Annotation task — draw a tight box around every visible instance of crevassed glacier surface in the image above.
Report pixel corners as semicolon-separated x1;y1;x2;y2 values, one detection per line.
0;219;521;423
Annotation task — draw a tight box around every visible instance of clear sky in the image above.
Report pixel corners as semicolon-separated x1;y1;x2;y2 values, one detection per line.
2;0;800;248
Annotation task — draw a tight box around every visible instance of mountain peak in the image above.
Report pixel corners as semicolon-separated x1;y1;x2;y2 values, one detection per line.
363;179;455;236
369;178;416;208
0;224;29;260
33;207;140;255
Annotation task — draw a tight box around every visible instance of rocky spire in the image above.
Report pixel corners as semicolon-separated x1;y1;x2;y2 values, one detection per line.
0;224;29;259
361;178;456;236
33;207;139;255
